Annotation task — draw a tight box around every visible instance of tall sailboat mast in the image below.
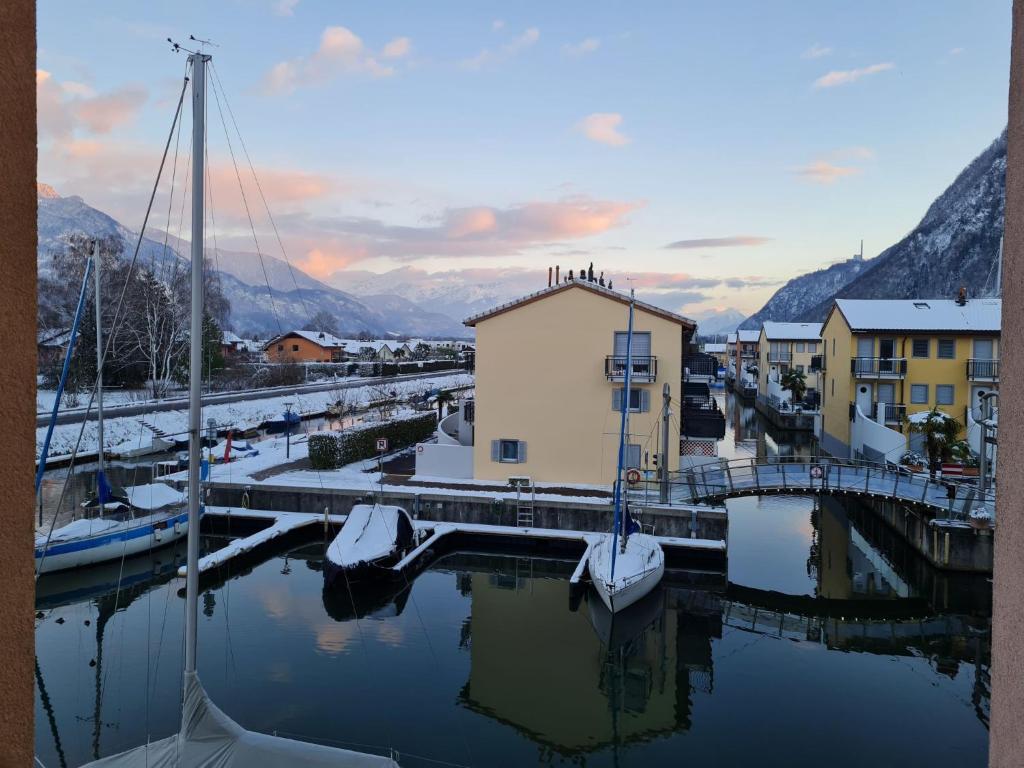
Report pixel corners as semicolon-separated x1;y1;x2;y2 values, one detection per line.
93;240;106;505
183;50;209;678
610;289;635;581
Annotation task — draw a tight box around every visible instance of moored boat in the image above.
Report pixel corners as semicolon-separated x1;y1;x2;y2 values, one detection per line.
324;503;415;587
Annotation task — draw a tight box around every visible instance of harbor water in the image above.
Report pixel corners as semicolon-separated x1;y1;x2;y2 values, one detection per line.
34;392;991;767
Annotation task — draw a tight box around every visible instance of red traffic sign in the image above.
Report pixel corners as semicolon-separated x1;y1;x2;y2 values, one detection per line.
376;438;389;452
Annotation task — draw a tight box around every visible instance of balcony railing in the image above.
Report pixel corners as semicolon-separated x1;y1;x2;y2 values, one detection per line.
767;350;792;363
967;358;999;381
605;355;658;382
851;357;907;378
873;401;907;425
810;354;824;372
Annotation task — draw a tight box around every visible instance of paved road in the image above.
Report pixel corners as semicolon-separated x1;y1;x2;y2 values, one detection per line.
38;369;470;427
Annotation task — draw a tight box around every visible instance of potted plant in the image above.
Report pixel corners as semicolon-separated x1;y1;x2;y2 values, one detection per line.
968;506;993;530
906;409;962;479
949;440;980;477
899;451;925;473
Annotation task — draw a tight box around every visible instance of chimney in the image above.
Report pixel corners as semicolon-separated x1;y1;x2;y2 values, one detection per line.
548;266;552;287
956;286;968;306
555;265;560;284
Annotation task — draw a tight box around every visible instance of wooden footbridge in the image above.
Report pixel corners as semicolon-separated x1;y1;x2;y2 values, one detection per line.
633;458;996;520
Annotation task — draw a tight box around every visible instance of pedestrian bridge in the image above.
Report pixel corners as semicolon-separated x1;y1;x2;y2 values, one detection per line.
634;458;995;520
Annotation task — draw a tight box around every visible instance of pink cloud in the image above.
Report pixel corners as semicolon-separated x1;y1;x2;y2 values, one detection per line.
37;69;147;140
813;62;894;89
262;25;397;93
382;36;412;59
577;113;630;147
793;160;862;184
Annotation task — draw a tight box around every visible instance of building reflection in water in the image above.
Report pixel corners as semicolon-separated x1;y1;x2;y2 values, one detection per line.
456;559;720;756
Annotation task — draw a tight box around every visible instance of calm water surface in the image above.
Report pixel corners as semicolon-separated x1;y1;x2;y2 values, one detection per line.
34;392;991;767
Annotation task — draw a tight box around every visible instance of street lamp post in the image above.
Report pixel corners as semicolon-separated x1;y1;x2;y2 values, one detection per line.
283;400;294;459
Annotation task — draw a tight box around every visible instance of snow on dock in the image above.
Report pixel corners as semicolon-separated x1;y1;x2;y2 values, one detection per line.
186;507;726;581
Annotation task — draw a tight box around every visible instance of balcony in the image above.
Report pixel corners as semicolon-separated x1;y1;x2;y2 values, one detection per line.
767;350;792;364
873;401;907;426
967;358;999;382
851;357;907;379
605;355;658;382
810;354;824;372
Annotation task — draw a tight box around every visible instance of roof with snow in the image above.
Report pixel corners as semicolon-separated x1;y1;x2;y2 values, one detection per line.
702;343;727;353
726;333;738;344
831;298;1002;333
737;329;760;343
463;278;696;328
221;330;244;345
264;329;347;349
760;321;823;341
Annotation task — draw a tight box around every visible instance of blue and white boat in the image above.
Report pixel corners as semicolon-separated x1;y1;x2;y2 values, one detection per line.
34;247;192;576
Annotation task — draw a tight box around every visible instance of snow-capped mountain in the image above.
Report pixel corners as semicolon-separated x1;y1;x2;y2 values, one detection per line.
36;186;470;338
691;308;747;336
741;130;1006;327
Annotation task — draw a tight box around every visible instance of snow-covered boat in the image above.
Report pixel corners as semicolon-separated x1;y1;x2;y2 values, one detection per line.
586;288;665;613
587;532;665;614
324;504;415;587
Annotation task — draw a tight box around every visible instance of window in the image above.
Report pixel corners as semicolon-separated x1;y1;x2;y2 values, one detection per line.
831;378;834;396
807;342;818;354
911;384;929;404
796;364;805;374
613;388;649;412
832;338;835;356
795;342;805;353
492;439;526;463
613;331;651;358
936;385;955;405
277;344;283;351
912;339;929;358
938;339;955;359
292;344;300;352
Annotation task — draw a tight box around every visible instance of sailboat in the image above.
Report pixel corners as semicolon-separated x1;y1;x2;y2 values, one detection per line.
79;45;399;767
35;244;189;575
586;289;665;613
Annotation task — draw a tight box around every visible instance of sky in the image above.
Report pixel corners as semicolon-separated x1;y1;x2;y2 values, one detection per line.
37;0;1012;317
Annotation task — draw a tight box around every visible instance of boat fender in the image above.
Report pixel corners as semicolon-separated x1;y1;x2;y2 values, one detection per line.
154;527;163;542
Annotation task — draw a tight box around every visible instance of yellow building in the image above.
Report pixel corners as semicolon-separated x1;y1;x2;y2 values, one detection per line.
818;298;1000;460
464;279;695;486
757;321;823;406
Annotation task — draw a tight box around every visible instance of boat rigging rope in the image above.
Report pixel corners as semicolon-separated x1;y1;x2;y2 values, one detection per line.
35;69;191;579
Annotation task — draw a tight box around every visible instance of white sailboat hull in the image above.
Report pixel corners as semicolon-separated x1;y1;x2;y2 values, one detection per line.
35;511;190;574
587;532;665;614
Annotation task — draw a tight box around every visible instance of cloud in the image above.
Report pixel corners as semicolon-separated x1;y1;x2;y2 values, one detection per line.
382;36;412;59
262;26;397;93
665;236;771;250
577;113;630;147
792;160;861;184
801;43;832;59
564;37;600;57
273;0;299;16
813;62;894;89
37;69;147;141
460;27;539;69
950;47;964;56
492;19;505;30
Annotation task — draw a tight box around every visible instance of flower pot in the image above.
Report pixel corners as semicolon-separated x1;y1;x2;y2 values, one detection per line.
969;516;991;530
961;467;980;477
901;464;924;473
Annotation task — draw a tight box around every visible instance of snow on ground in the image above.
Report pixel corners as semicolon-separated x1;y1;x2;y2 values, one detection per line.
37;388;162;414
36;373;474;459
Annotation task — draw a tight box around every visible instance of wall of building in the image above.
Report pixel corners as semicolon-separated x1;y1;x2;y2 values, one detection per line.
415;442;474;478
265;335;338;363
472;285;683;486
819;311;854;456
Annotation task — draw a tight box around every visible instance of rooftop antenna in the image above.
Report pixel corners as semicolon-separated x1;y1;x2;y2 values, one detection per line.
189;34;219;52
854;239;864;261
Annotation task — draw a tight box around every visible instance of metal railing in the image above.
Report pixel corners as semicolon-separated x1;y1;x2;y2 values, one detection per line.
873;402;907;425
629;456;995;521
967;358;999;381
605;355;657;382
767;350;792;363
851;357;908;378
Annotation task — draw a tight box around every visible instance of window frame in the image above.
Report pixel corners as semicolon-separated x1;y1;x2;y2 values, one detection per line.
936;384;955;406
912;338;930;358
499;439;520;463
910;384;929;404
937;339;956;359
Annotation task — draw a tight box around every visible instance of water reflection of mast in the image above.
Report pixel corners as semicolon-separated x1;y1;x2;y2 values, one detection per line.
35;655;68;768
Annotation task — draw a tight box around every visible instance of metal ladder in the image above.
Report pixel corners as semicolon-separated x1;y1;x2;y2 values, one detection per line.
515;482;535;527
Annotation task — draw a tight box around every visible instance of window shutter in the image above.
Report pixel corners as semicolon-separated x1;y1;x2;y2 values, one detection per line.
491;440;500;462
640;389;650;412
612;389;622;411
517;441;527;463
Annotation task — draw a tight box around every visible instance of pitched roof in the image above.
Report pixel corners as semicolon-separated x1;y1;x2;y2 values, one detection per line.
725;332;738;344
761;321;823;341
832;298;1002;332
463;279;696;328
702;343;727;353
264;329;347;349
737;329;760;343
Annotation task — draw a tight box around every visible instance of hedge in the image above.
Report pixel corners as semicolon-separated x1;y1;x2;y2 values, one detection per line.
308;412;438;469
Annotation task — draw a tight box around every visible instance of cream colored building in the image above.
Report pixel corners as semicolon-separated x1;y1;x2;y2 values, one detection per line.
464;279;695;486
757;321;823;406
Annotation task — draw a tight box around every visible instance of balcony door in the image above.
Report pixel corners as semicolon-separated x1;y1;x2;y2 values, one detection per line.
973;338;994;360
878;338;896;373
614;331;651;357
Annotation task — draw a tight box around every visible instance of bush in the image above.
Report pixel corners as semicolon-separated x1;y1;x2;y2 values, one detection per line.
308;412;438;469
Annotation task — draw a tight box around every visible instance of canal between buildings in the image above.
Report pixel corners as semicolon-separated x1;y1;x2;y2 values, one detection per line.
34;391;992;767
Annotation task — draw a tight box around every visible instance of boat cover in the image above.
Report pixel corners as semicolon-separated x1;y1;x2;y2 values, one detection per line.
326;504;413;569
83;672;400;767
